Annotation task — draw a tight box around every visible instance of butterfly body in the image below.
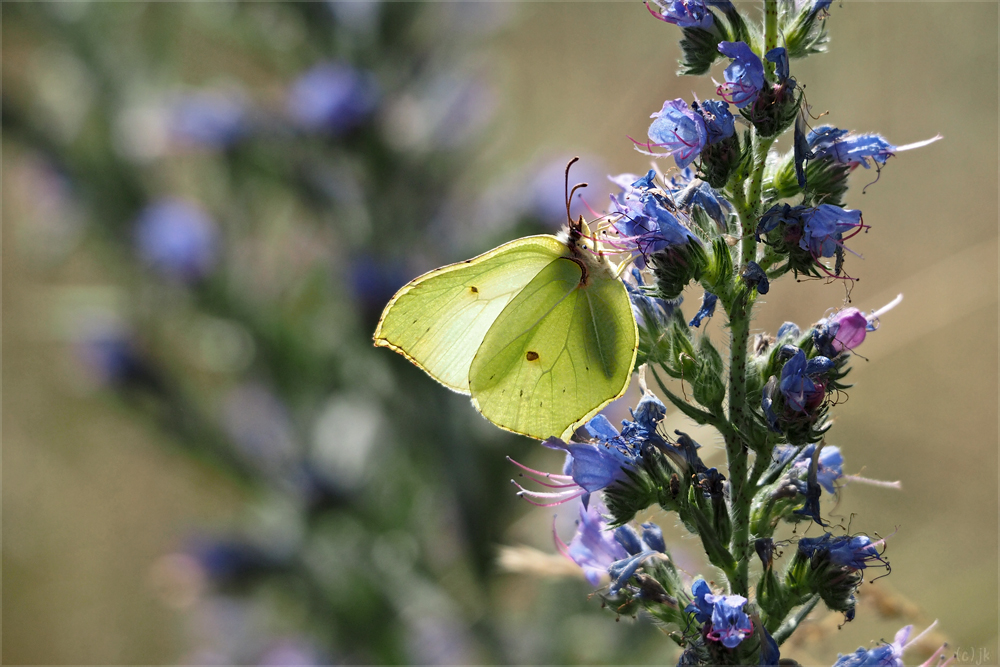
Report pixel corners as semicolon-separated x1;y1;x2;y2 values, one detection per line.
374;229;637;440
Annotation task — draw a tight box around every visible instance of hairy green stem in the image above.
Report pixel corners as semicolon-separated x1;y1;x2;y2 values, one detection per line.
725;128;778;598
764;0;779;79
772;595;821;644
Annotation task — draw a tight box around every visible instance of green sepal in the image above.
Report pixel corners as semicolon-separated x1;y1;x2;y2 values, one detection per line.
702;236;735;298
677;12;728;76
768;152;851;206
692;334;726;412
782;549;862;619
779;0;830;59
699;132;743;189
742;85;801;139
650;240;708;300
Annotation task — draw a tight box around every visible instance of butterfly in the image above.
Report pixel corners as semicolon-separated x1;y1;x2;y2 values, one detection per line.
374;160;638;440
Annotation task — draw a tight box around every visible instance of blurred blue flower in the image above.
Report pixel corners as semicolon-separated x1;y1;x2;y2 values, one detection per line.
554;496;628;586
833;623;944;667
133;198;219;283
717;42;764;108
287;62;379;133
258;638;328;667
787;443;843;493
625;269;682;329
168;91;248;149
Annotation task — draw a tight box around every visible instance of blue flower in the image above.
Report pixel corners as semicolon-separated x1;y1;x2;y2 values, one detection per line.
133;198;219;282
645;0;714;29
799;204;864;258
807;0;833;20
832;623;943;667
776;321;801;341
716;42;765;108
608;551;659;596
685;578;715;623
764;47;790;83
511;396;660;505
687;580;753;648
799;533;888;571
779;348;825;412
756;203;798;239
614;521;667;556
689;292;718;327
791;443;843;493
792;113;813;188
742;261;769;294
638;99;709;168
673;177;733;232
759;627;781;665
707;593;753;648
287;62;379;133
808;126;942;170
609;170;698;265
555;496;629;586
663;430;709;473
698;99;735;144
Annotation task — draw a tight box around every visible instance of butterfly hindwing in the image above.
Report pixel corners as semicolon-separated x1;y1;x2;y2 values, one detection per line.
374;235;566;393
469;257;637;439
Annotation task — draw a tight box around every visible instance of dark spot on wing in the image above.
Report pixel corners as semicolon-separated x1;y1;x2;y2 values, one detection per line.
526;351;539;361
469;285;478;294
519;390;523;397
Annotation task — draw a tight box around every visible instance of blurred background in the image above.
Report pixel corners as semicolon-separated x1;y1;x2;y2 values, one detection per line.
3;2;996;664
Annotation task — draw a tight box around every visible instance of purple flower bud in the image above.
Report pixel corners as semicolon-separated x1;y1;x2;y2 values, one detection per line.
645;0;714;29
133;198;219;282
638;99;708;168
287;62;379;133
716;42;765;108
813;294;903;354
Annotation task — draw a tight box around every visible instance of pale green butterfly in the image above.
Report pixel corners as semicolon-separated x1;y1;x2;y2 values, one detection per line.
374;161;638;440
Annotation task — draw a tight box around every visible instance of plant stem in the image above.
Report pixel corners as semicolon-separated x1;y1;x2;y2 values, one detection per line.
764;0;779;79
725;127;777;598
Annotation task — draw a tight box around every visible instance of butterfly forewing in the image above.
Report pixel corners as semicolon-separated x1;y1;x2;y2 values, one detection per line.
374;236;566;393
469;257;637;440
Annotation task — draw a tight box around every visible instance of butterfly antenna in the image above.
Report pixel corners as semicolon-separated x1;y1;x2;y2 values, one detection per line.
564;156;589;233
565;156;580;225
